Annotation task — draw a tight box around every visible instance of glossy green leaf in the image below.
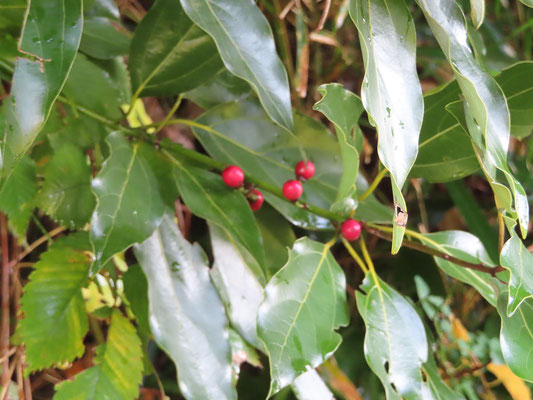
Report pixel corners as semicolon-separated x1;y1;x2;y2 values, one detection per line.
411;82;478;183
171;159;265;268
0;0;82;180
313;83;364;208
63;53;130;121
0;155;37;238
445;180;498;259
137;143;180;208
185;68;251;110
497;61;533;138
54;310;143;400
500;235;533;316
470;0;485;29
193;99;392;230
122;264;150;340
129;0;223;98
356;275;428;399
423;230;499;306
416;0;529;238
257;238;349;395
497;293;533;382
209;224;264;348
80;17;130;59
38;144;95;229
180;0;294;131
255;205;296;279
134;214;236;400
349;0;423;253
90;132;165;273
16;233;90;373
292;369;334;400
84;0;119;20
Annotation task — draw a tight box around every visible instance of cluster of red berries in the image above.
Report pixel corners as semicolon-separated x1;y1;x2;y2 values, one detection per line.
221;161;361;241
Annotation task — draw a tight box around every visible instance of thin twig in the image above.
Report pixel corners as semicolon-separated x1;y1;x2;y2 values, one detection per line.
8;226;67;269
314;0;331;32
362;223;505;277
497;211;505;253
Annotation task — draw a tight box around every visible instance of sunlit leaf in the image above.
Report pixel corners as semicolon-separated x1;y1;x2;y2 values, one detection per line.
54;310;143;400
349;0;424;253
258;238;349;395
134;214;236;400
180;0;294;131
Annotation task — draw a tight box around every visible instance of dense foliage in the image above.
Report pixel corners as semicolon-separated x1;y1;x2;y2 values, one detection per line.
0;0;532;399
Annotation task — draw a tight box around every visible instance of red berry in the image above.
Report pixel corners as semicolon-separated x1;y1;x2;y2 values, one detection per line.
248;189;264;211
282;180;303;201
222;165;244;188
341;219;362;241
295;160;315;180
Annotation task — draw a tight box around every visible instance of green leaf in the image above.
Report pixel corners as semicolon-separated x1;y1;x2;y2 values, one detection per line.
470;0;485;29
193;99;392;230
497;61;533;138
137;143;180;208
134;214;237;400
416;0;529;238
80;17;130;59
129;0;223;98
17;233;90;373
0;0;26;36
422;230;500;306
54;310;143;400
122;264;150;339
0;155;37;238
38;144;95;229
411;82;479;183
292;370;334;400
209;224;264;348
497;293;533;382
257;238;349;395
500;235;533;316
349;0;423;253
255;205;296;279
171;159;265;269
313;83;364;208
444;180;498;259
63;53;130;121
185;68;251;110
518;0;533;7
356;275;428;399
180;0;294;131
0;0;82;180
84;0;119;20
90;132;165;273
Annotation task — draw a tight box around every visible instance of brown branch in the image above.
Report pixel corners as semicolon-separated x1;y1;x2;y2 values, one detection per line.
314;0;331;32
362;224;505;278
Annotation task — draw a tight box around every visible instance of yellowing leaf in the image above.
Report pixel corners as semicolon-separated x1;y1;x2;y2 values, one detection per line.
450;315;470;342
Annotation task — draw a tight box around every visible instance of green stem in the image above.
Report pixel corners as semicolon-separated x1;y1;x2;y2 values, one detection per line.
155;94;184;133
358;168;388;202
